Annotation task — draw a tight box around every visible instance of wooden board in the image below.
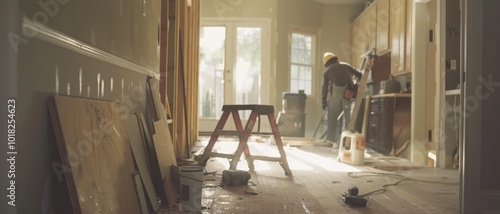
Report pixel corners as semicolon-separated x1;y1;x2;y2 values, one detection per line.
125;115;160;212
133;173;149;214
137;113;166;205
48;95;140;214
152;119;178;206
48;97;80;213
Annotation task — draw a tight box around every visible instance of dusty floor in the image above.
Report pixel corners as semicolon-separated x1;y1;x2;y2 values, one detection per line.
159;137;460;214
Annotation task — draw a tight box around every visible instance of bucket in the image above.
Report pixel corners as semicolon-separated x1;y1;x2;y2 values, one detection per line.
179;166;204;212
338;131;365;165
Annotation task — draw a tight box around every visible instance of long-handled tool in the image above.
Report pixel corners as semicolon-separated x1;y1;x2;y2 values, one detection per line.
313;108;345;140
313;110;327;138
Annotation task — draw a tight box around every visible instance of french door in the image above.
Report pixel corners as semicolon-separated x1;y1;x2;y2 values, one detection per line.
198;20;270;132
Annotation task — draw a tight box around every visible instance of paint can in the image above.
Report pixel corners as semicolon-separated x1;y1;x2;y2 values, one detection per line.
179;166;204;212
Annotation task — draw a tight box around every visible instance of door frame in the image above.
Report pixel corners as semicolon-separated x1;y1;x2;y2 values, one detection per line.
461;0;500;213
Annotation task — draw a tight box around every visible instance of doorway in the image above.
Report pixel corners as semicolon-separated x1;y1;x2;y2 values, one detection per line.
198;19;270;132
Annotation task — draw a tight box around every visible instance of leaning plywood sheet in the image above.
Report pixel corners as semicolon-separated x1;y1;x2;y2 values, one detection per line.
137;113;166;204
152;120;178;206
48;95;140;214
133;173;149;214
125;115;160;212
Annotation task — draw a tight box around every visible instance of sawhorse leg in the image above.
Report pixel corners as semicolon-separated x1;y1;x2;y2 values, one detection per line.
229;111;256;170
268;113;292;176
198;111;231;166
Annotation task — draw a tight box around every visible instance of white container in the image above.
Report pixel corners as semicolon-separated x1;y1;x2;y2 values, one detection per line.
338;131;365;165
179;166;204;212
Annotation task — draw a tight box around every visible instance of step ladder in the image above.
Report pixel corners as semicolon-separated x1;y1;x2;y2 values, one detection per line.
197;105;292;176
338;52;375;165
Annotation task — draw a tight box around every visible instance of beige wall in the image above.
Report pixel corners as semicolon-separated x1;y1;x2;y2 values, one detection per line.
4;0;161;213
201;0;277;18
320;4;365;65
275;0;323;131
19;0;161;71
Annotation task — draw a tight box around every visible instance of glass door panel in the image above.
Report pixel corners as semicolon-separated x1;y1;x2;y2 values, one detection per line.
199;26;225;119
235;27;262;118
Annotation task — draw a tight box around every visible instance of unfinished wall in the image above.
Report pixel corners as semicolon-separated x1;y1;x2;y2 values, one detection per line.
3;0;160;213
168;0;201;159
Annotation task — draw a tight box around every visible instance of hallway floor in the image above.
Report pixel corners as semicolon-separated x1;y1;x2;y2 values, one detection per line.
159;137;460;213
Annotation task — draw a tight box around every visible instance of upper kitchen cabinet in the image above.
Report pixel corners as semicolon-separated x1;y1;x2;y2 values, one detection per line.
351;14;371;69
350;0;413;76
390;0;404;74
350;2;376;68
351;19;363;69
376;0;390;54
365;6;377;53
390;0;412;75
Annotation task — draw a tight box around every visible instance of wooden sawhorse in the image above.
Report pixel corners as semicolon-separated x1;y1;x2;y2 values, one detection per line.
197;105;292;176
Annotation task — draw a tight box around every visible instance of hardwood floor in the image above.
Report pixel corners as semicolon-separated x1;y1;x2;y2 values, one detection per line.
159;138;460;213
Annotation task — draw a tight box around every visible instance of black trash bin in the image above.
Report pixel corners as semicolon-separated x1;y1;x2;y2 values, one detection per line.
279;90;307;137
282;90;307;113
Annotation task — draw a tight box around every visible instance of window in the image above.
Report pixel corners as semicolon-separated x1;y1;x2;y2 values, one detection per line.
290;32;314;95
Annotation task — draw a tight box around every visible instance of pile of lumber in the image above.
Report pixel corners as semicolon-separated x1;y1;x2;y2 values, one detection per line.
48;77;178;214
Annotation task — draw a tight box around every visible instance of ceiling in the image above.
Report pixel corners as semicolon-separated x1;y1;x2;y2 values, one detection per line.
310;0;368;5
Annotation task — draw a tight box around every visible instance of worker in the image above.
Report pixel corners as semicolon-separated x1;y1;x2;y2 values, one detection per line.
321;52;362;146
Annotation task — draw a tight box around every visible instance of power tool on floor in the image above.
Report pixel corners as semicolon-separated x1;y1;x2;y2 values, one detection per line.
341;186;368;207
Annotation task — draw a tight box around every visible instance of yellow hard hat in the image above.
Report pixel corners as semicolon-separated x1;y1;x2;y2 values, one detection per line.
323;52;336;65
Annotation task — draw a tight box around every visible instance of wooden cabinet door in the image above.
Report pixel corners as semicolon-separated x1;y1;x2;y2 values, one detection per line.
398;0;406;72
390;0;406;75
366;7;377;52
351;19;360;68
358;14;368;54
351;18;365;68
376;0;390;54
351;0;412;76
390;0;401;74
404;0;413;72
